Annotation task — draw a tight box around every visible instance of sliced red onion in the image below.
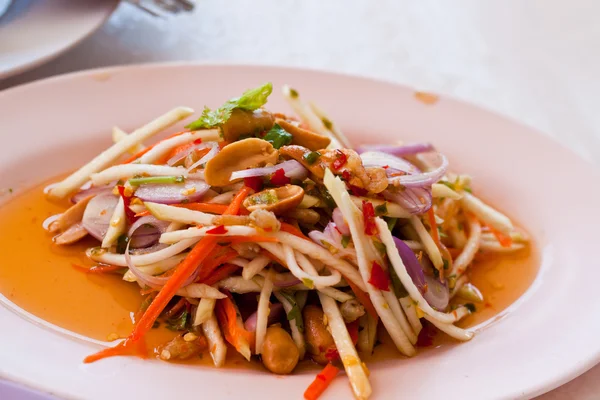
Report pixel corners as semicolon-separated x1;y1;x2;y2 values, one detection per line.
273;273;302;288
392;236;426;292
128;215;170;248
187;143;219;172
383;187;432;214
134;179;210;205
423;275;450;311
360;151;420;175
332;208;350;235
167;142;213;166
244;303;284;332
124;240;196;289
229;160;308;182
390;153;448;188
71;185;114;204
309;224;357;261
356;143;435;156
82;193;119;241
393;236;449;310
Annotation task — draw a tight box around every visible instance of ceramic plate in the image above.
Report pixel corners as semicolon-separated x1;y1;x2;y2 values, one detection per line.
0;0;118;79
0;64;599;400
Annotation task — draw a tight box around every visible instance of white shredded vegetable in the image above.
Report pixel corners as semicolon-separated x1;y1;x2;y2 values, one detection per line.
242;255;270;280
194;298;216;326
138;129;220;164
176;283;226;299
112;126;145;155
410;215;444;270
382;290;417;344
49;107;193;199
399;297;422;336
449;214;482;278
319;292;372;399
123;253;186;282
160;225;261;244
145;202;215;226
87;237;198;266
202;315;227;367
423;315;474;341
432;183;462;199
255;272;274;355
101;197;126;248
461;192;513;235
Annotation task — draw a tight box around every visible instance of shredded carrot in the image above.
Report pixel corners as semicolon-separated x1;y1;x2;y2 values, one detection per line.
215;291;254;354
347;277;378;319
280;222;309;240
164;297;187;319
485;223;512;248
175;203;228;214
427;208;441;247
225;235;279;245
134;210;151;218
199;263;241;286
122;131;188;164
195;248;238;283
84;186;251;363
304;363;340;400
156;140;209;165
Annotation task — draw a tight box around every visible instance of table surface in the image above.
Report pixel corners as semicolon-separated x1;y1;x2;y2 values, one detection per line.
1;1;599;398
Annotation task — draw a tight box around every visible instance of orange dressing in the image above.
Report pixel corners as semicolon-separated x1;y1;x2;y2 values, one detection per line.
0;177;539;366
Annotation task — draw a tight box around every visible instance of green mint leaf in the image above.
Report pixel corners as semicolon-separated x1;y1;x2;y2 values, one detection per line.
263;124;292;149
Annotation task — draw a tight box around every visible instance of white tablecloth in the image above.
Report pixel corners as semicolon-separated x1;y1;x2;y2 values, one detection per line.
2;1;599;398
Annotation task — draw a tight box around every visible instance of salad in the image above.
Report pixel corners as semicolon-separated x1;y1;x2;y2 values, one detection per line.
45;83;529;400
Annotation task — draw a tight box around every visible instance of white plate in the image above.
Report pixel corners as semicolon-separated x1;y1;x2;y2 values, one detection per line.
0;0;118;79
1;64;599;400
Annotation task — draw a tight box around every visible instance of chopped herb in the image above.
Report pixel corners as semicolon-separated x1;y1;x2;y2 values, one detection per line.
166;310;189;331
186;82;273;130
457;222;464;231
249;190;278;205
116;234;130;254
318;186;336;209
303;151;321;165
152;321;160;329
373;240;387;255
464;303;476;313
341;235;351;248
385;217;398;232
263;124;292;149
432;268;440;278
440;181;456;191
280;291;304;333
374;202;388;216
443;258;449;270
302;278;315;289
289;88;299;98
389;266;409;298
464;187;473;194
128;175;185;186
322;117;333;130
8;188;13;193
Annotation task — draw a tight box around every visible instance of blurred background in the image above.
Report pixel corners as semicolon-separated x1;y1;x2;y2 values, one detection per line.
2;0;599;167
0;1;598;398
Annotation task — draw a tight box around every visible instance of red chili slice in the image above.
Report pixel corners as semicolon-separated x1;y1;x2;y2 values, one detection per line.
243;176;263;192
206;225;228;234
270;168;291;186
362;201;377;235
193;138;203;144
368;261;390;291
117;186;138;224
332;150;347;171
